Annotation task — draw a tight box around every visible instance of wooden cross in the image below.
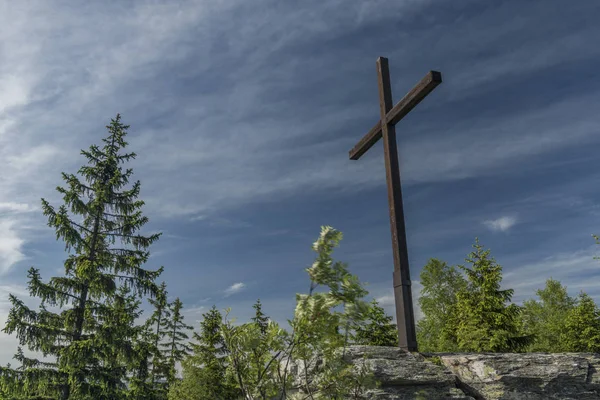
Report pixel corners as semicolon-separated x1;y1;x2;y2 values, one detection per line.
349;57;442;352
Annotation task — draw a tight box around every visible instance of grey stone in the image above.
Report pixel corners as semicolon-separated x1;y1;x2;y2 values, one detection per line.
283;346;600;399
438;352;600;399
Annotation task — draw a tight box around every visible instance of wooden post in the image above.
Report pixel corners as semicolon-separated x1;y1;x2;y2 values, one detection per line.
349;57;442;351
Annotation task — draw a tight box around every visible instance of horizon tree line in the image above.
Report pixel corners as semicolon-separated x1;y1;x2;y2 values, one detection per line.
1;114;599;399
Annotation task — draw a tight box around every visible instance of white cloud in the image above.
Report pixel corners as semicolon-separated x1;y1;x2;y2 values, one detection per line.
503;246;600;303
224;282;246;297
374;294;394;307
0;74;30;113
484;216;517;232
183;306;206;315
0;202;37;213
0;0;596;223
0;219;26;274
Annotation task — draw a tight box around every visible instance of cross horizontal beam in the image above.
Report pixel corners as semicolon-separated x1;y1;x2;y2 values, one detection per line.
349;70;442;160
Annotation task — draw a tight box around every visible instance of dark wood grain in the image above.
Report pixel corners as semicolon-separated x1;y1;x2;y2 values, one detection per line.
349;70;442;160
347;57;442;352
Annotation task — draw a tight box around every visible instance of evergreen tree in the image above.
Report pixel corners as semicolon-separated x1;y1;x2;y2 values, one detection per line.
161;297;193;389
560;292;600;352
147;282;171;394
452;238;533;352
128;323;156;400
416;258;467;352
168;306;239;400
98;285;144;399
2;114;163;400
239;299;280;399
354;299;398;347
251;299;269;336
520;278;576;352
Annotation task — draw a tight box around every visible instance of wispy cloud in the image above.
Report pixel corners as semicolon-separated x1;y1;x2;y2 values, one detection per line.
484;216;517;232
224;282;246;297
0;0;598;368
0;219;26;275
503;246;600;304
0;203;37;213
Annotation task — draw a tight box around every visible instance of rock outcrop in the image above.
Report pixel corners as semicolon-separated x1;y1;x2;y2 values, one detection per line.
288;346;600;399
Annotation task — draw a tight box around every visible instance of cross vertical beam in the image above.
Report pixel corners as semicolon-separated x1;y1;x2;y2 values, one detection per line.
349;57;442;352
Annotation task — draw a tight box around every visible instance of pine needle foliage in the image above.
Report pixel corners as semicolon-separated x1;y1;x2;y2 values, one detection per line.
161;297;193;388
353;299;398;347
416;258;467;352
168;306;240;400
2;114;163;400
452;238;534;352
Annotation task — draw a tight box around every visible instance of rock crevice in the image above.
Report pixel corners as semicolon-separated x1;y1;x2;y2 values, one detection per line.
289;346;600;399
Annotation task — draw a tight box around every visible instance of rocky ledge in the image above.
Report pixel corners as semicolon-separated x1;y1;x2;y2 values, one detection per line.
293;345;600;399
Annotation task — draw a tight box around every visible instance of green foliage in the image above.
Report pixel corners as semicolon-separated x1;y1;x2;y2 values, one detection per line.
425;356;443;367
560;292;600;352
416;258;467;352
161;298;193;387
168;306;239;400
519;278;576;352
1;114;163;400
146;281;171;394
353;299;398;347
452;238;533;352
221;308;286;399
216;226;377;400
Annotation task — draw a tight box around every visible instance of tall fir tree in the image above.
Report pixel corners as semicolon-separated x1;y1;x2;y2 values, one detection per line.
2;114;163;400
452;238;533;352
416;258;467;352
520;278;576;352
353;299;398;347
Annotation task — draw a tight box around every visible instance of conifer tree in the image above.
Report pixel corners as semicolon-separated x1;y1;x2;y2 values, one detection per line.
251;299;269;336
98;285;144;399
560;292;600;352
452;239;533;352
147;282;171;393
128;323;156;400
354;299;398;347
520;278;576;352
161;298;193;389
416;258;467;352
2;114;163;400
168;306;239;400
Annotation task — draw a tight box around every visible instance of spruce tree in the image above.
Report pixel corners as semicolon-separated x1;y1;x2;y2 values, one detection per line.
416;258;467;352
161;297;193;389
128;322;156;400
251;299;269;336
244;299;279;399
98;285;144;399
168;306;239;400
452;238;533;352
147;282;171;394
520;278;576;352
560;292;600;352
2;114;163;400
354;299;398;347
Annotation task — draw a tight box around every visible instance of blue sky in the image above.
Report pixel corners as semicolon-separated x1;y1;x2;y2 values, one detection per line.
1;0;600;363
